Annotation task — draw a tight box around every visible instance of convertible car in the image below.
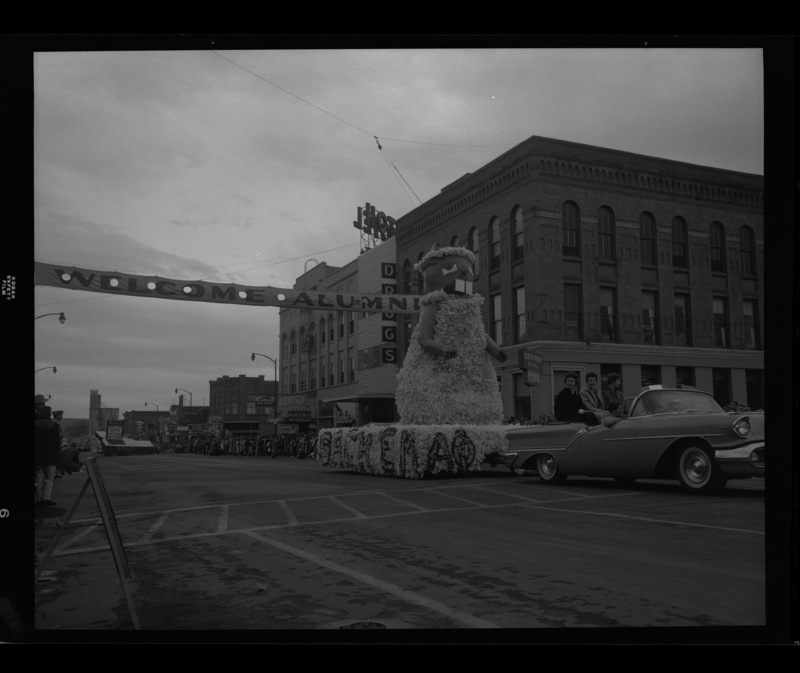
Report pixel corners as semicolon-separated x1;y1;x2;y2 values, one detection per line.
503;386;764;494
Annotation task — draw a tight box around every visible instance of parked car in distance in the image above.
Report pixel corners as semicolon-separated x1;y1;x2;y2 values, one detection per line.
504;386;764;494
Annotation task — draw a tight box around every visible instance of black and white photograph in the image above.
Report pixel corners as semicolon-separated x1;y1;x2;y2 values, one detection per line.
11;35;795;645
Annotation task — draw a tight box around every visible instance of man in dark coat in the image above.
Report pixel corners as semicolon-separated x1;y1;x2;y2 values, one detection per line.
35;405;62;506
59;442;82;475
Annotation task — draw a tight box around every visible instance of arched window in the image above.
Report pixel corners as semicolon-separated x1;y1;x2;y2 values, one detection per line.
328;314;335;342
468;226;479;254
710;222;726;273
467;227;480;276
450;234;460;247
511;205;524;261
671;217;688;268
598;206;616;260
639;212;657;265
562;201;580;257
307;322;316;350
282;333;288;358
740;226;756;275
489;217;501;269
290;330;296;355
320;317;326;344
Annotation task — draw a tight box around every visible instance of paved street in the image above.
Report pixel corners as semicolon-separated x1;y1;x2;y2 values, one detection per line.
32;452;768;642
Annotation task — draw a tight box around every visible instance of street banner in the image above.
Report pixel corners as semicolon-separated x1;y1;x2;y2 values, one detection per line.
34;261;422;314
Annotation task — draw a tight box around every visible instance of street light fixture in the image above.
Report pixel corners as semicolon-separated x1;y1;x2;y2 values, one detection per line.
35;312;66;324
174;388;193;406
35;366;57;374
145;401;163;441
251;352;279;431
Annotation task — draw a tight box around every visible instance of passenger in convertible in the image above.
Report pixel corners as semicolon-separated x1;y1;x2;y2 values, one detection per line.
601;400;624;427
554;372;600;425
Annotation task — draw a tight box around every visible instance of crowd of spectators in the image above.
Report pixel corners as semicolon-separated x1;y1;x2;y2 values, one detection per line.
155;432;317;459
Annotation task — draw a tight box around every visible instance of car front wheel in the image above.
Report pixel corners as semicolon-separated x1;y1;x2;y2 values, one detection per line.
676;444;727;494
536;453;567;484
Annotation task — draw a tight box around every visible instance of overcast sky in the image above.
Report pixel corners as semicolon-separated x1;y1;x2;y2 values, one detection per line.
32;41;765;419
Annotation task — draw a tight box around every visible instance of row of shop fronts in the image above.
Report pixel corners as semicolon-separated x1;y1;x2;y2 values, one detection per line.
122;397;374;443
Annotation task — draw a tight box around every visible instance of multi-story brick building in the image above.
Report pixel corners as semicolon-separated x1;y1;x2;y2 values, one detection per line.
122;408;170;441
395;135;764;421
209;374;278;438
278;236;400;429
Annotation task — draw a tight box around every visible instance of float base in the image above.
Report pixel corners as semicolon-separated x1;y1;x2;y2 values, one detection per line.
316;424;509;479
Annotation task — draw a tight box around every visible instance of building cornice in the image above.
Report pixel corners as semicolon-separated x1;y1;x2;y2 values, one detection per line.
396;135;763;249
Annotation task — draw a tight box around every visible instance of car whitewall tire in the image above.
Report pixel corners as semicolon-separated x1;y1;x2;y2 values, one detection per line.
535;453;567;484
677;444;727;494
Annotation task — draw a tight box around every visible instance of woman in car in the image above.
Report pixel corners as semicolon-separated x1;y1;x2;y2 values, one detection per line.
554;372;599;425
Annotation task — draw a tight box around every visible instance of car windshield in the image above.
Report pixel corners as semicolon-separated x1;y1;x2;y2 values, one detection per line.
630;390;724;417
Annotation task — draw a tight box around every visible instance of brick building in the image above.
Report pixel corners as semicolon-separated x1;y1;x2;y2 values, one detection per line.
122;408;170;441
278;236;400;429
209;374;278;438
395;135;764;421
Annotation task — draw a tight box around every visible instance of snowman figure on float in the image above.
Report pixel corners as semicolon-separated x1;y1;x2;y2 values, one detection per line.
316;243;510;477
395;243;507;425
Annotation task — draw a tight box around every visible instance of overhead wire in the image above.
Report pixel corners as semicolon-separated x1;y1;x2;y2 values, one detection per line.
211;51;515;210
211;51;515;150
375;137;419;207
38;55;507;306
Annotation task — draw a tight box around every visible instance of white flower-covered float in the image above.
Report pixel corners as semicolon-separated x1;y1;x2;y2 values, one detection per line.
317;244;509;478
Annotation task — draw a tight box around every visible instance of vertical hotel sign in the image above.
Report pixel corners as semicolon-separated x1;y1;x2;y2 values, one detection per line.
353;202;398;365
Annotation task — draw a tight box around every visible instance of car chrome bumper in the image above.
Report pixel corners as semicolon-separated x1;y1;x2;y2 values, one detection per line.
715;442;764;477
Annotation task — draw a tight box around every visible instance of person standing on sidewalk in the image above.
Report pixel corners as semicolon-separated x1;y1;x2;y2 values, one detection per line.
35;406;62;507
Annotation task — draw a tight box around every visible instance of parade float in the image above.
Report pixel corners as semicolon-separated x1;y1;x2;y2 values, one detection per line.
316;244;509;478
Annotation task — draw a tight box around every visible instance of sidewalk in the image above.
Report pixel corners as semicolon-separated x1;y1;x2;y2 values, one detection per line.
34;464;135;634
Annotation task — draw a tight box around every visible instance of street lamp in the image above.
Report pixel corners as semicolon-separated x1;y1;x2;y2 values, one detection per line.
35;366;57;374
145;401;162;441
251;352;279;431
35;312;66;324
174;388;193;407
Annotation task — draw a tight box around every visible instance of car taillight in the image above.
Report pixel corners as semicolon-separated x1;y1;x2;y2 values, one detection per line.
733;417;751;438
